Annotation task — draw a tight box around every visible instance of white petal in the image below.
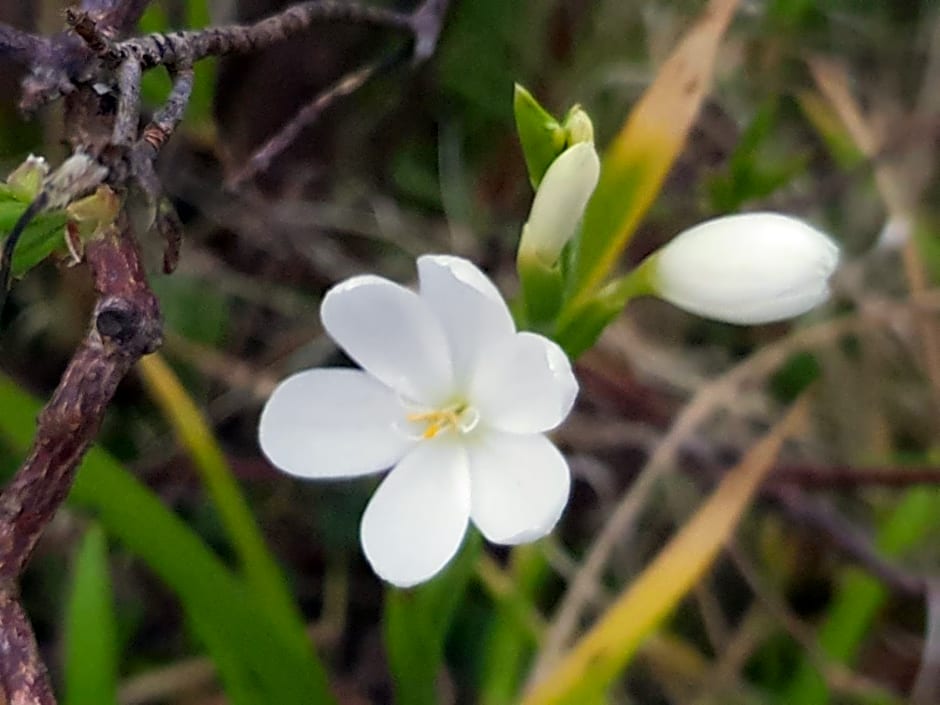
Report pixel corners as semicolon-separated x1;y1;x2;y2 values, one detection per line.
360;440;471;587
417;255;516;384
469;332;578;434
321;274;454;405
520;142;600;265
468;432;570;544
259;369;414;478
654;212;840;325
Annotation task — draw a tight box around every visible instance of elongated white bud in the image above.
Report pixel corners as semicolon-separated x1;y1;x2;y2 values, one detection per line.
651;213;839;324
519;141;600;266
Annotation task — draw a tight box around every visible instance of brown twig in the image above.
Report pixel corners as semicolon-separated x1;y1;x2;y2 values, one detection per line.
727;542;909;702
228;47;408;188
0;594;54;705
82;0;155;36
409;0;449;60
66;8;120;62
228;0;450;186
146;66;194;146
0;23;50;66
675;438;932;601
100;1;412;70
766;485;926;598
0;222;162;702
769;464;940;490
0;6;167;703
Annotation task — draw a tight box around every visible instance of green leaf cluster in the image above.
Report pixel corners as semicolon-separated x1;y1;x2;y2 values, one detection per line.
0;184;68;279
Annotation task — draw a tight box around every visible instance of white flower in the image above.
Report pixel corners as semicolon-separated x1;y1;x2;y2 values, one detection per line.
258;255;578;587
651;212;840;325
519;141;600;266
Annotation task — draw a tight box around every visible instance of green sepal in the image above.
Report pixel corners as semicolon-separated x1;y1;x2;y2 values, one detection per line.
513;84;566;189
517;234;565;330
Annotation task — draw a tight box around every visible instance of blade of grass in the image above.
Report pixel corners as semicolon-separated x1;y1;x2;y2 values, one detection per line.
562;0;740;325
136;353;303;640
0;372;335;705
477;546;548;705
384;531;482;705
522;395;809;705
63;524;119;705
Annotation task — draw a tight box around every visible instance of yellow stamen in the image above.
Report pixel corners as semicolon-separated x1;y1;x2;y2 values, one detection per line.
406;405;467;439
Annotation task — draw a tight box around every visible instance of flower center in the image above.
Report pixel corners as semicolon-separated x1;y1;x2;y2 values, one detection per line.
405;401;480;440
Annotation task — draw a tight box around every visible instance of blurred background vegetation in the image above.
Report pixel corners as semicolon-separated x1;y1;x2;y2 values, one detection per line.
1;0;939;703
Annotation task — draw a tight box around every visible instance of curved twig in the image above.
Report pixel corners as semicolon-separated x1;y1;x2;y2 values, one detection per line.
0;22;49;66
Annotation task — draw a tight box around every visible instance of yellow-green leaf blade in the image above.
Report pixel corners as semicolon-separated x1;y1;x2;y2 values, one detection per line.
64;525;119;705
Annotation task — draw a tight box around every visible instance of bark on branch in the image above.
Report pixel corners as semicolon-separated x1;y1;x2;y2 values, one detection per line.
0;223;161;582
0;223;162;704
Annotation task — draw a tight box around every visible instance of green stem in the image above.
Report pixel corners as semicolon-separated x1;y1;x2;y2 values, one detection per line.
555;257;656;357
517;243;565;329
478;545;547;705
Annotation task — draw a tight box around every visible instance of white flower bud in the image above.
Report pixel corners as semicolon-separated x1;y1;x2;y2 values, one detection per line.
563;106;594;146
651;213;840;324
519;142;600;266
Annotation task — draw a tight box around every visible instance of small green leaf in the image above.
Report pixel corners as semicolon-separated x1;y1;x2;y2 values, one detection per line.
0;184;23;202
64;525;119;705
2;209;69;278
1;192;70;278
0;199;29;226
514;84;566;188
